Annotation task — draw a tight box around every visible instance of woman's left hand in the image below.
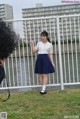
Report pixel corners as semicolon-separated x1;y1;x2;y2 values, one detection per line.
52;63;55;68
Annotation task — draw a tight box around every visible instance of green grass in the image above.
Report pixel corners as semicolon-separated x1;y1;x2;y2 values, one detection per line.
0;89;80;119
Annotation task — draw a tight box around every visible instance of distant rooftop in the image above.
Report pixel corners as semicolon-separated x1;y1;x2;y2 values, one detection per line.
36;3;43;8
0;4;12;7
22;3;80;10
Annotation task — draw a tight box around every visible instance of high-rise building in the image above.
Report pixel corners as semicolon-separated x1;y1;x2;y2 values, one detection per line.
22;4;80;42
0;4;13;29
22;4;80;18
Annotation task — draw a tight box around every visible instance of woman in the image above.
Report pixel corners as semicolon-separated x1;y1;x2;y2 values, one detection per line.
32;30;55;94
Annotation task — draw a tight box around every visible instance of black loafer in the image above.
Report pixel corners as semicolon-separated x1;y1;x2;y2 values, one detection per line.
40;91;47;95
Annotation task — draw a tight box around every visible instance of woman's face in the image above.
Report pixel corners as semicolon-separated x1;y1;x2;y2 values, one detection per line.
40;35;47;42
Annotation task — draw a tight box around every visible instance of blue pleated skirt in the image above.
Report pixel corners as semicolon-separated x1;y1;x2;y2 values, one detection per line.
35;54;55;74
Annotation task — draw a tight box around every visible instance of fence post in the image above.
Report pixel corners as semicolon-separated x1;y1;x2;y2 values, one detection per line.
57;16;64;90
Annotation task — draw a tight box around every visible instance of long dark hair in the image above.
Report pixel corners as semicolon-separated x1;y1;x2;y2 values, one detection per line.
40;30;50;42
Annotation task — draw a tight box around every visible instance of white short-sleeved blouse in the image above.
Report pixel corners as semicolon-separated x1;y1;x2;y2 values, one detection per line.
35;41;53;54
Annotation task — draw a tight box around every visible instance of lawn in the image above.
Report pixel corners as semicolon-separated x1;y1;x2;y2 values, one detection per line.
0;89;80;119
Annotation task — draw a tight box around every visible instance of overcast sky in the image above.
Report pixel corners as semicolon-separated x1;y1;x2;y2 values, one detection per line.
0;0;67;19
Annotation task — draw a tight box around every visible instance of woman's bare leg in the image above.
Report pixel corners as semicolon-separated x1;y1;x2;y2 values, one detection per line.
39;74;43;85
42;74;48;85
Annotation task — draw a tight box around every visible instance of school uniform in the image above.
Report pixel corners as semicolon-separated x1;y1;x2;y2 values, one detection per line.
35;41;55;74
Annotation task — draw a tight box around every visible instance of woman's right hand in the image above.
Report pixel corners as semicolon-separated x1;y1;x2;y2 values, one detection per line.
31;40;34;45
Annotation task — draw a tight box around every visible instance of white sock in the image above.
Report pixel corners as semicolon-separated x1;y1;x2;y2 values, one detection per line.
41;85;46;92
